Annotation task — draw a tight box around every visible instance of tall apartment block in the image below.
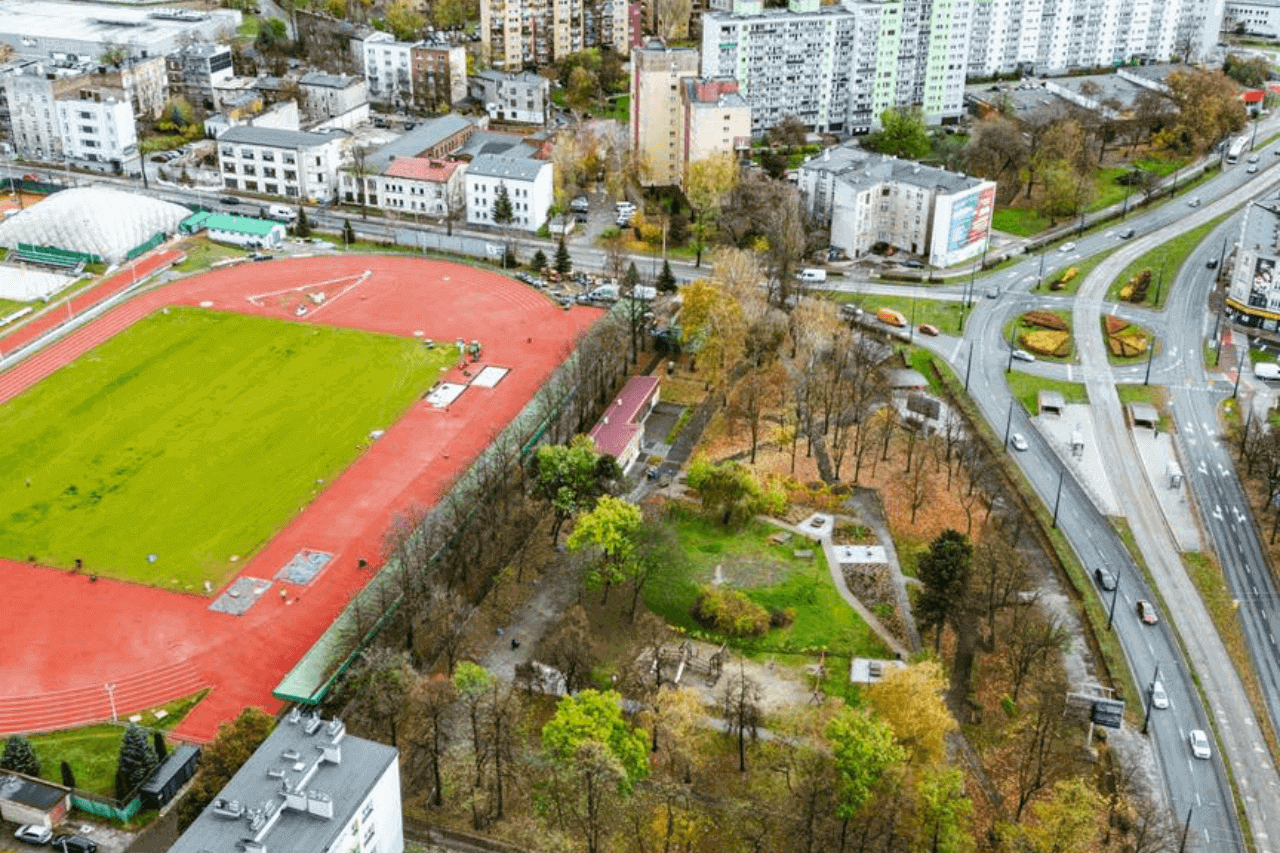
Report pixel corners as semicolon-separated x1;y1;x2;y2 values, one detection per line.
700;0;969;136
480;0;631;70
631;42;751;187
966;0;1224;76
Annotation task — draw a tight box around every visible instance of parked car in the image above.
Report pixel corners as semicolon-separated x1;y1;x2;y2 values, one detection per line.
1093;567;1117;591
1189;729;1211;760
901;259;926;269
1010;433;1029;451
220;195;240;205
1151;680;1169;709
1011;349;1036;363
569;196;590;213
14;825;52;846
1136;599;1158;624
50;836;97;853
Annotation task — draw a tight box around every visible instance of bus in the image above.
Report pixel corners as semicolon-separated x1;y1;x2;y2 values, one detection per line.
1227;135;1249;165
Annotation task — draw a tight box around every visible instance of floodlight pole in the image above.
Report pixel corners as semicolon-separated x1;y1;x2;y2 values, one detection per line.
104;683;118;722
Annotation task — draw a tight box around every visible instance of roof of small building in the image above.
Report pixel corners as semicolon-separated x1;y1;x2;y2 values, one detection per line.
218;125;344;149
205;213;282;236
888;368;928;389
589;375;659;459
299;71;359;89
168;713;398;853
140;744;201;795
384;157;464;181
798;144;985;194
1129;403;1159;424
456;130;537;160
0;775;66;811
362;114;474;173
1038;389;1067;410
465;153;549;181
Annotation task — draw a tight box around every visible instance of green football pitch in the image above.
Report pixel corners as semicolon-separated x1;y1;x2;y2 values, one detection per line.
0;307;451;590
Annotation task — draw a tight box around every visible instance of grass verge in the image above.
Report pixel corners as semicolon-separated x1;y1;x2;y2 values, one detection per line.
1005;373;1088;414
1106;212;1232;307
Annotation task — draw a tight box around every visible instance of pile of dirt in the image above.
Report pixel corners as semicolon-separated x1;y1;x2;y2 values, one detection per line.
842;563;909;646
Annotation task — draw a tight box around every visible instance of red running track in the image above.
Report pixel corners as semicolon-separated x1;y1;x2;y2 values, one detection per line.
0;250;184;356
0;255;600;741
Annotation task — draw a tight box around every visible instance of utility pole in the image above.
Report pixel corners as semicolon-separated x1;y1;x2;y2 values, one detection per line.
1141;663;1161;734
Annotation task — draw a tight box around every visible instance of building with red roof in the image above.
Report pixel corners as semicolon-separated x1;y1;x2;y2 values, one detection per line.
366;156;466;218
589;375;660;470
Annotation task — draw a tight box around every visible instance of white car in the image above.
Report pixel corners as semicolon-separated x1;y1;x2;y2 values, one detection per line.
1058;242;1076;253
1151;680;1168;709
1011;349;1036;363
14;825;52;845
1249;164;1259;173
1188;197;1201;207
1010;433;1029;452
1189;729;1212;760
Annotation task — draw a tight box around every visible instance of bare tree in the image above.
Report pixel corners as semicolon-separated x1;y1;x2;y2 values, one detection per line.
721;665;762;772
405;675;456;807
1003;607;1070;702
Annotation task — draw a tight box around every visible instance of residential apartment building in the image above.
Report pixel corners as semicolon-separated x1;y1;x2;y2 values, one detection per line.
218;125;348;202
167;43;234;111
701;0;967;135
299;72;369;124
410;40;467;110
367;157;466;218
480;0;630;69
169;711;403;853
966;0;1224;76
469;71;551;124
363;32;414;107
1224;0;1280;36
3;65;74;160
465;153;554;231
56;84;138;172
682;77;751;166
631;43;700;185
93;55;168;120
796;144;996;267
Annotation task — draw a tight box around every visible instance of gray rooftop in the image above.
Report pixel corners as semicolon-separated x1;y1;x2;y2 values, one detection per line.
362;114;474;173
456;130;538;160
1243;199;1280;256
466;153;549;181
219;125;346;148
169;712;398;853
799;144;983;194
299;71;360;89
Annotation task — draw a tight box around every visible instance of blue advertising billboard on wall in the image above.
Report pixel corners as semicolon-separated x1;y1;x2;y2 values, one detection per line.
946;184;996;255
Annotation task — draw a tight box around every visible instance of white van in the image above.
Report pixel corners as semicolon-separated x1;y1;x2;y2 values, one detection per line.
1254;362;1280;380
797;268;827;284
265;204;295;222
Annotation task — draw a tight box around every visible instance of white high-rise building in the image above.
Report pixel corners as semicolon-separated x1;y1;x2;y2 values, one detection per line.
967;0;1223;77
700;0;969;136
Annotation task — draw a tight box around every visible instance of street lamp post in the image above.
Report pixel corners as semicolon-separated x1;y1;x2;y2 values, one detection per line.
1141;663;1161;734
104;683;118;722
1106;572;1121;631
1144;334;1157;385
1051;468;1065;528
1003;398;1014;450
964;344;975;392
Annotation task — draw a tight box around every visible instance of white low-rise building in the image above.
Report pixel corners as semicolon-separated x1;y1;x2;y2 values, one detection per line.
797;144;996;268
363;31;414;107
168;711;402;853
369;157;467;219
465;154;553;231
1225;0;1280;36
218;125;349;202
56;87;137;172
469;71;551;125
299;71;369;127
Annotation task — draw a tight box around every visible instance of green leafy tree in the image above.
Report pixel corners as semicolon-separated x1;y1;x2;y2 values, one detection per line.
916;528;973;651
567;495;642;604
567;65;597;110
1001;778;1103;853
159;98;194;130
116;725;158;796
825;709;904;817
686;455;764;525
0;735;39;777
685;153;739;267
384;0;425;40
555;238;573;276
865;108;931;160
543;689;649;791
255;18;288;51
431;0;478;28
492;183;514;226
917;768;972;853
1224;52;1271;88
624;262;640;291
530;434;620;542
656;259;677;293
177;708;274;830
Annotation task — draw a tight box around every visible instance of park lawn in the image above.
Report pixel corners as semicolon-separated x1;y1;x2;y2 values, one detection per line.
1106;212;1232;306
1132;156;1187;178
172;237;247;273
645;510;889;657
1007;373;1088;414
0;306;449;590
27;691;206;795
1115;384;1169;431
992;208;1051;237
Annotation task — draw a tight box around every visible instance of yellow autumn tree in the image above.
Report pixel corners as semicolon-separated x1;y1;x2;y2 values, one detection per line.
865;660;956;765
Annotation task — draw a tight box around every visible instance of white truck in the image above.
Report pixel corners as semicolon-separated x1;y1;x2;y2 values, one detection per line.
797;268;827;284
265;204;295;223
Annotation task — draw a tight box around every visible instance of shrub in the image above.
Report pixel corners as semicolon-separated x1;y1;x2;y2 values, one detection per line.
1127;268;1152;303
692;585;770;637
769;607;797;628
1104;316;1130;334
1024;311;1068;330
1060;267;1078;283
1021;329;1070;356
